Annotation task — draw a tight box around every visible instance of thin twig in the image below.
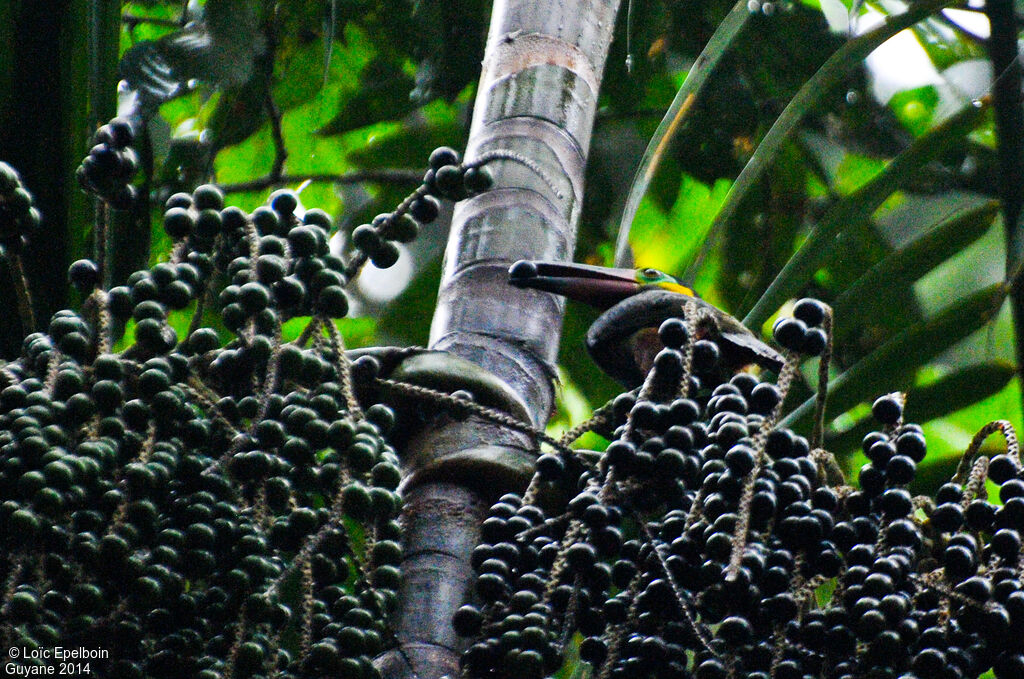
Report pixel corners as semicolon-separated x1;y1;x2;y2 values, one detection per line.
187;285;210;338
557;388;639;446
324;317;362;419
263;34;287;181
726;352;800;580
810;308;834;450
952;419;1019;484
95;200;108;287
219;170;423;194
374;378;574;457
9;255;35;334
641;523;717;656
342;183;431;281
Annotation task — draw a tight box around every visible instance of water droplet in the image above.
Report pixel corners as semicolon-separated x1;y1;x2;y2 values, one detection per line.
747;0;761;12
762;2;775;15
972;98;984;108
845;90;860;105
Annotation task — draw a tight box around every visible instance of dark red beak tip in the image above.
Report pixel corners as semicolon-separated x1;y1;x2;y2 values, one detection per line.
508;260;538;285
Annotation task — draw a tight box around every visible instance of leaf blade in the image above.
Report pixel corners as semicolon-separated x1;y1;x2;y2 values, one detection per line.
832;200;999;329
744;100;988;328
780;282;1008;430
613;0;754;266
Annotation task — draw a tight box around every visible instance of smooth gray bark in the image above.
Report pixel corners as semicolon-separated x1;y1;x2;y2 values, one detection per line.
375;1;622;677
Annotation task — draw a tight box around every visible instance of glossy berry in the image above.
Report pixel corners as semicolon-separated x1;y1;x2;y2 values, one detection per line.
428;146;461;169
871;395;903;426
68;259;100;294
352;224;383;255
270;189;298;216
370;242;401;269
192;184;224;211
434;165;465;199
772;317;807;352
658;317;688;348
162;207;193;239
793;298;827;327
410;195;441;223
463;166;493;194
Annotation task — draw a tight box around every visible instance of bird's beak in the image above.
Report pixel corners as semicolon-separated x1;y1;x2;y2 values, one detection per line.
508;260;642;310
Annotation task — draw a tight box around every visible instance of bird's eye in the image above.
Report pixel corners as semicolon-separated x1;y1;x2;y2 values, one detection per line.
641;268;660;281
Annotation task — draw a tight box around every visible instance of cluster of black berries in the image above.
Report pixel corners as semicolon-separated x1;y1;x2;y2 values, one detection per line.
772;297;829;355
76;117;139;210
423;146;493;202
1;146;496;678
0;161;41;253
348;146;490;269
457;301;1024;679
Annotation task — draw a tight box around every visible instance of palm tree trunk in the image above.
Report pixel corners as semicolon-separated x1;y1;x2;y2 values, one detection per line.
375;1;622;677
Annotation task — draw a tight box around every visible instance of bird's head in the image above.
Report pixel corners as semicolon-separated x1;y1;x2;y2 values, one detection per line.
507;259;784;387
507;260;695;310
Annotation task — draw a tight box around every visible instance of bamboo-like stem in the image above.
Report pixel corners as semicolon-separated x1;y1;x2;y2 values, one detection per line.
375;1;623;676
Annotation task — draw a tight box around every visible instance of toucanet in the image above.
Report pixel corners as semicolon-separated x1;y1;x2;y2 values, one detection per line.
507;260;784;388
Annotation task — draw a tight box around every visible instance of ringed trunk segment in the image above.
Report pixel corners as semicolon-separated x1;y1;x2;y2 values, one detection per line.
376;1;623;677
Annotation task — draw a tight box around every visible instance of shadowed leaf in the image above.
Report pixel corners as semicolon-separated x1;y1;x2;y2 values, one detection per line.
317;58;418;135
614;0;754;267
832;200;999;330
673;0;962;289
825;361;1017;456
744;99;989;328
781;282;1007;430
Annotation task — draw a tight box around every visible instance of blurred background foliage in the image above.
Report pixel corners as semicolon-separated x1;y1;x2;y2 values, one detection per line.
2;0;1021;496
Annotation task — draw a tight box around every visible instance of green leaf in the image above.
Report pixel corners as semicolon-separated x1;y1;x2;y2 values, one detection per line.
272;35;332;113
408;0;487;103
910;16;986;71
716;142;809;314
166;303;196;340
744;99;988;329
120;0;263;107
832;153;888;195
630;176;732;274
558;302;622;410
613;0;755;266
677;0;960;287
825;361;1017;455
317;57;418;135
832;200;999;330
547;368;602;451
781;283;1008;430
279;317;377;347
345;103;463;169
206;79;267;151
